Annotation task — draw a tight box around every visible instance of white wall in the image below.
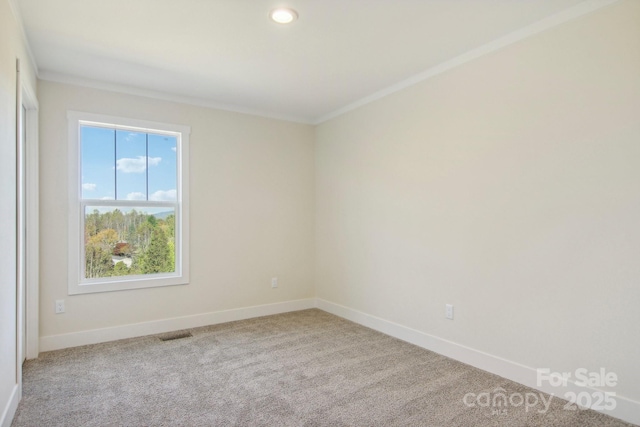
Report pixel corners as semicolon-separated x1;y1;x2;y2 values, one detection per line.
38;81;315;342
0;0;37;425
316;0;639;407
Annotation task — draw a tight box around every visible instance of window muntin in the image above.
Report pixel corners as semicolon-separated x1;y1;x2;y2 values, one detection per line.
69;112;189;294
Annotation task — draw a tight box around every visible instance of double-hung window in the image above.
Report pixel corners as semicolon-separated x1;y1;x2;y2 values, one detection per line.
68;112;190;294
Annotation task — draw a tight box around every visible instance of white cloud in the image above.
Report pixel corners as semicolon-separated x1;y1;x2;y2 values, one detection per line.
171;147;176;152
82;183;97;191
126;192;147;201
116;156;161;173
149;189;177;201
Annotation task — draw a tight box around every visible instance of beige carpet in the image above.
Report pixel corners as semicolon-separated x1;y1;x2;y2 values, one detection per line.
12;309;633;426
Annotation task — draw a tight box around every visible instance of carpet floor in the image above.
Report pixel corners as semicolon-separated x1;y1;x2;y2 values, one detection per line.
12;309;634;426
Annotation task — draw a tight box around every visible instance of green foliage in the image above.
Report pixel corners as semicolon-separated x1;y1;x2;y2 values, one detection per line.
168;239;175;269
165;214;175;239
85;244;114;278
113;261;131;276
89;229;118;250
138;227;173;274
84;209;175;279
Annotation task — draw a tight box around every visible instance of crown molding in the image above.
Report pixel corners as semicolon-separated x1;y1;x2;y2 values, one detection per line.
32;0;622;126
313;0;622;125
38;70;314;125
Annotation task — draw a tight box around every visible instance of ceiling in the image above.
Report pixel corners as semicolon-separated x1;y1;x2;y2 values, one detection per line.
15;0;592;123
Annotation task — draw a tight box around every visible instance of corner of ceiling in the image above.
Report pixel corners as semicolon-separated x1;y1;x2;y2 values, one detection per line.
311;0;622;126
7;0;40;79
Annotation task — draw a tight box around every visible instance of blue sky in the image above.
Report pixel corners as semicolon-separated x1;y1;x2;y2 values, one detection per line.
81;125;177;202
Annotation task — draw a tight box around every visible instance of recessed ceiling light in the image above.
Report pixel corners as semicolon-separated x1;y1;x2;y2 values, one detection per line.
270;8;298;24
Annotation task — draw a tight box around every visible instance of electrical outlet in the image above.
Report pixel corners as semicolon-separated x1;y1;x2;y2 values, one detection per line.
445;304;454;320
55;299;65;314
271;277;278;288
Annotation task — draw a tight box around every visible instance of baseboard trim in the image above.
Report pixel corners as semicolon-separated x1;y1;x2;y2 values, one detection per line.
39;298;315;352
316;298;640;426
0;384;20;427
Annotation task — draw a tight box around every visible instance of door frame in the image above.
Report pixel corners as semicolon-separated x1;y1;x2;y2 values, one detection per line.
16;60;39;365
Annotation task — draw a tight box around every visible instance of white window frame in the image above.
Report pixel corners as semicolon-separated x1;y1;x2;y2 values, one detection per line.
68;111;190;295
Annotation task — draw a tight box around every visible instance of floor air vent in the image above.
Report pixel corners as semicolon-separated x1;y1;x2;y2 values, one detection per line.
158;331;193;341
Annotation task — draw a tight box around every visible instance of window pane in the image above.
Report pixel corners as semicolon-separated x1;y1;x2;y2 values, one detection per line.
81;126;115;200
84;206;176;279
148;134;177;201
116;130;148;201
